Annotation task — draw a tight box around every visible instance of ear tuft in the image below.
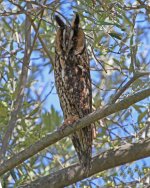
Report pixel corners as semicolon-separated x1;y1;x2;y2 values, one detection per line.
72;13;80;29
55;15;65;27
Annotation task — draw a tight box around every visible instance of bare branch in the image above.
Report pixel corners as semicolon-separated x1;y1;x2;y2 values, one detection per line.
0;88;149;176
20;138;150;188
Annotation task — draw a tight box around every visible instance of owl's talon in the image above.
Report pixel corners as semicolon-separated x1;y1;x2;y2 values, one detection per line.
59;115;79;133
58;126;65;134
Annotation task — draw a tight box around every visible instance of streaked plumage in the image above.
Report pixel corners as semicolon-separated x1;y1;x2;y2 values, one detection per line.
54;13;95;171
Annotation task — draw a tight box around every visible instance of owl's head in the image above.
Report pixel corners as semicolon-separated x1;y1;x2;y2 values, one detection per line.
55;13;85;58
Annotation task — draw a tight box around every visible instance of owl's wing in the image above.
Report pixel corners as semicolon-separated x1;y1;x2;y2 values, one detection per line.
70;53;95;171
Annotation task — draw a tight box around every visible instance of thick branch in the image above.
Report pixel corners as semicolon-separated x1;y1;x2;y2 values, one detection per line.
21;138;150;188
0;88;149;176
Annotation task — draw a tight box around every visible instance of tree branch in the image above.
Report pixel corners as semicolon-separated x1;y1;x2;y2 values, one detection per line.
0;2;32;161
10;1;54;65
0;88;149;176
110;71;150;104
20;138;150;188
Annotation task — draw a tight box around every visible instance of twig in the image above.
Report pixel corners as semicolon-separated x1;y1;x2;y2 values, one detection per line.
91;46;107;73
0;0;49;162
110;71;150;104
0;2;32;161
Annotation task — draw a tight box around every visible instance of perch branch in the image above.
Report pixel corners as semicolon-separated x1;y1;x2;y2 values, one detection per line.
21;138;150;188
0;88;149;176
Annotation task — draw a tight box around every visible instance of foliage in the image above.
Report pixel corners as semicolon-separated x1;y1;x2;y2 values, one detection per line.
0;0;150;187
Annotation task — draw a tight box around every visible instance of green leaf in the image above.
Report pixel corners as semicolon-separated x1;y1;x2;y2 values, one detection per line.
28;105;40;117
42;106;62;131
0;101;8;117
138;110;148;122
109;32;122;40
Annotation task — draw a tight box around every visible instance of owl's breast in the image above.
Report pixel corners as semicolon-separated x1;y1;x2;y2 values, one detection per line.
54;52;91;118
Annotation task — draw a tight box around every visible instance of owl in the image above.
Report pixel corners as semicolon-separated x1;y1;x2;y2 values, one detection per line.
54;13;95;171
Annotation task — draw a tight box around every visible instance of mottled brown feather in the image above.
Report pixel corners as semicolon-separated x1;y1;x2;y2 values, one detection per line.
54;13;95;171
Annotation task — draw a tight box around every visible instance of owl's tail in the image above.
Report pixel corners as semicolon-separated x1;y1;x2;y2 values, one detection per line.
71;124;95;173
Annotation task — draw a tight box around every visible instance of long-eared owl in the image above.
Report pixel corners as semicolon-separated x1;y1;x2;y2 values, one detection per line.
54;13;95;171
